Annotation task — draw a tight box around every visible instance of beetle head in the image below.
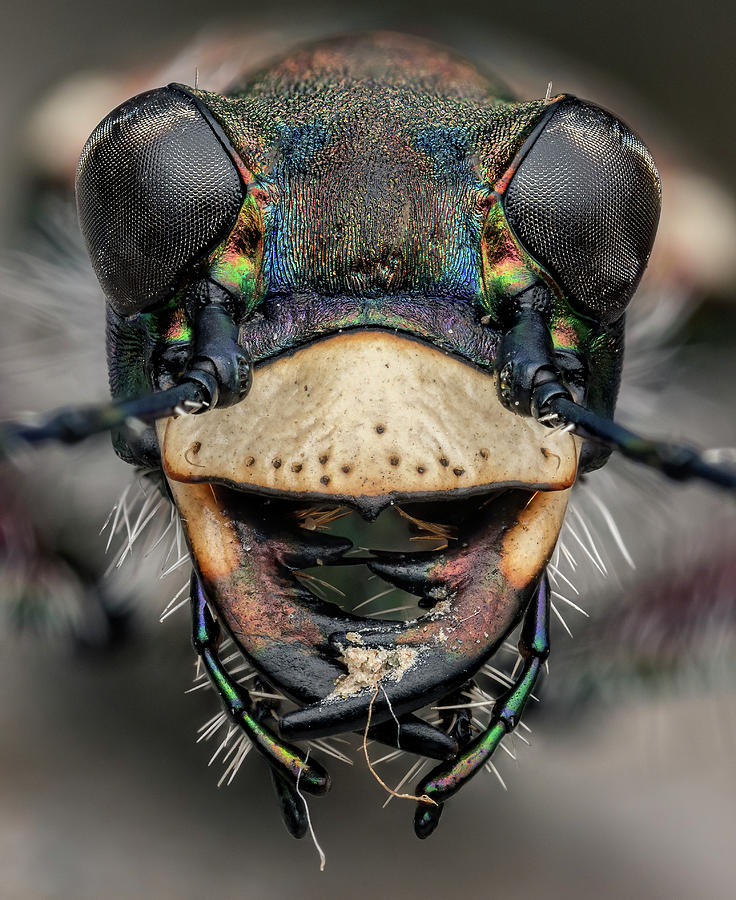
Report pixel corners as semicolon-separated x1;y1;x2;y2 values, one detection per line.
76;33;660;740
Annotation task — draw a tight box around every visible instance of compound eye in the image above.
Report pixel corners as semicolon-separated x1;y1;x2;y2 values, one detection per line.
76;86;244;317
503;98;661;324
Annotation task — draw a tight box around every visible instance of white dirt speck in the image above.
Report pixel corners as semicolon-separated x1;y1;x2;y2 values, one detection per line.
329;645;419;698
428;598;452;620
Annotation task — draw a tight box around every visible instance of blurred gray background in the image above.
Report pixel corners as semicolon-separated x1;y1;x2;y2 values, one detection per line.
0;2;734;899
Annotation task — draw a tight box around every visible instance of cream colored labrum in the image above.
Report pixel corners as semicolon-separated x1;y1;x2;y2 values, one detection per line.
159;331;579;501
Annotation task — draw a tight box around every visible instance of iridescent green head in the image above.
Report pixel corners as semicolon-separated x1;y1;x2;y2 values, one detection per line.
74;33;661;834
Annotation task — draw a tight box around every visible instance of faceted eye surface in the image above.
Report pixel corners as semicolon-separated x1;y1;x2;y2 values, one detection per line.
503;98;661;323
76;86;244;317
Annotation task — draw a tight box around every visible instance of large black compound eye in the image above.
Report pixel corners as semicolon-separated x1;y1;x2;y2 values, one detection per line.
76;86;244;317
503;97;661;324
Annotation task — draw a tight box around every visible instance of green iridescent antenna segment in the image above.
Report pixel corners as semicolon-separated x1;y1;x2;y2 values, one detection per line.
190;573;330;795
414;574;550;838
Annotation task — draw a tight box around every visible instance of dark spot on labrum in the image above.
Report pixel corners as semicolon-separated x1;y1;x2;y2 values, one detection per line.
272;458;282;469
417;466;425;474
245;456;255;467
291;462;303;473
320;475;331;485
376;425;385;434
341;465;351;473
439;457;449;467
390;456;400;466
319;454;329;465
453;467;465;477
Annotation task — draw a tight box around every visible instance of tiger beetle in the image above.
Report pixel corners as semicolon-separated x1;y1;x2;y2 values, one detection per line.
1;32;734;840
